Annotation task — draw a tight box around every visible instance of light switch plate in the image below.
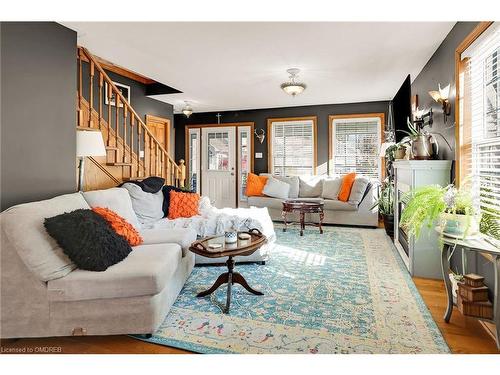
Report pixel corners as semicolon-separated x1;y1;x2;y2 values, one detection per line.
255;152;263;159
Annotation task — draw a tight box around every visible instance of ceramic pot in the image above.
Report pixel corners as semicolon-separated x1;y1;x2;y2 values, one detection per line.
383;214;394;238
440;212;479;238
394;148;406;159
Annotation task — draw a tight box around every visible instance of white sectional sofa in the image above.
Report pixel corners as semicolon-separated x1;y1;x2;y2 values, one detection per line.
0;187;275;338
248;174;379;227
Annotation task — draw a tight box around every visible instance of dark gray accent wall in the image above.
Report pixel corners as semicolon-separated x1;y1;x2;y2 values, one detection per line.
1;22;77;211
411;22;478;161
174;101;389;175
412;22;495;295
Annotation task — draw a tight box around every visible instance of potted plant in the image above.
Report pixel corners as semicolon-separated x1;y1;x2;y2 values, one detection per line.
400;184;480;241
371;178;394;237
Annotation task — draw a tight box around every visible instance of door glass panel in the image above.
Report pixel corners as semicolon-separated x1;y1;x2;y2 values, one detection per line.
189;130;199;193
239;129;250;201
207;132;229;170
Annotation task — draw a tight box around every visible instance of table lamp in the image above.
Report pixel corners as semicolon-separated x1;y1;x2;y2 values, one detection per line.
76;130;106;191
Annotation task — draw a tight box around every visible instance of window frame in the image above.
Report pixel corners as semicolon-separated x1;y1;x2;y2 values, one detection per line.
267;116;318;176
328;113;385;180
455;21;494;186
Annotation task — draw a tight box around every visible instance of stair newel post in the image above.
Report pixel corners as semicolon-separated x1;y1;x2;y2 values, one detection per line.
178;159;186;188
165;160;170;185
137;118;141;178
149;135;153;176
107;81;112;146
98;72;103;130
130;115;134;171
123;106;127;164
160;152;164;179
88;61;94;128
143;127;147;178
155;143;159;176
115;96;120;151
77;49;83;127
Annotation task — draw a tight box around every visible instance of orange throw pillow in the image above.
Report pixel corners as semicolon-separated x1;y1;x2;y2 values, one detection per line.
245;173;268;197
92;207;143;246
337;173;357;202
168;190;200;219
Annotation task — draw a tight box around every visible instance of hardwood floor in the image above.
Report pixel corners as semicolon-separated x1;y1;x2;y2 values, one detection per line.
412;277;498;354
1;277;497;354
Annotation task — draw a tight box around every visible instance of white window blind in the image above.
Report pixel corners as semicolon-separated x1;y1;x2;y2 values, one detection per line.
462;22;500;220
270;119;315;176
330;117;381;179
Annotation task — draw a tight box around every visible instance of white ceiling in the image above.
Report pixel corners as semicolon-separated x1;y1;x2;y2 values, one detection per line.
63;22;455;113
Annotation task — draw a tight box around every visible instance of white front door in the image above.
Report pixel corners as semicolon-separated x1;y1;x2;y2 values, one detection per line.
201;127;236;208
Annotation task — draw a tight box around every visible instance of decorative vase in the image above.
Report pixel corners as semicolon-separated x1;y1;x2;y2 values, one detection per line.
440;212;479;238
411;134;438;160
383;214;394;238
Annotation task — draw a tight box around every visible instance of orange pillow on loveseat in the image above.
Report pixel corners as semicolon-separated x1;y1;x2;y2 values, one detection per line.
92;207;143;246
245;173;268;197
168;190;200;219
337;172;357;202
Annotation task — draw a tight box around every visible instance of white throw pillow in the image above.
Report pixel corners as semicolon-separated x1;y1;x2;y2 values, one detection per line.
121;183;164;228
1;193;89;281
262;177;291;199
348;177;370;206
298;176;323;198
83;187;141;229
322;178;342;200
260;174;299;198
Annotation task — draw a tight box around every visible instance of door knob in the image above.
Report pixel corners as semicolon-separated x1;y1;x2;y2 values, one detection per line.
231;172;235;176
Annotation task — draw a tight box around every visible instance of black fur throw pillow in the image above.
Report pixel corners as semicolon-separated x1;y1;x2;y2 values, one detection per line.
44;209;132;272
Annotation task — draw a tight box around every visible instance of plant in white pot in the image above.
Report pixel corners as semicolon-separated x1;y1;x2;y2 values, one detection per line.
400;183;480;241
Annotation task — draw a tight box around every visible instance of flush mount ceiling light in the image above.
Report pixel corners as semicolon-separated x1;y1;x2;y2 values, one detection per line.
182;101;193;118
280;68;307;97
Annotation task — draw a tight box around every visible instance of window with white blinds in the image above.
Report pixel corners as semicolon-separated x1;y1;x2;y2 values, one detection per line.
461;22;500;223
330;116;382;179
269;118;316;176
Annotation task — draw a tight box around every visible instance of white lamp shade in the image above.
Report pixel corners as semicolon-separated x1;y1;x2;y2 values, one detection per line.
379;142;395;157
76;131;106;157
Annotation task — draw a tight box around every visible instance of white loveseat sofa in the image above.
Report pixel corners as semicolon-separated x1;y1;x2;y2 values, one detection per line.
248;174;379;227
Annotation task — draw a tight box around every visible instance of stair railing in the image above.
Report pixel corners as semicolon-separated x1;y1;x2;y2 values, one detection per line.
77;46;185;187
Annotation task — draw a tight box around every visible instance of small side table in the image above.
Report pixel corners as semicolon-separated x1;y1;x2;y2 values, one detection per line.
440;234;500;349
281;200;324;236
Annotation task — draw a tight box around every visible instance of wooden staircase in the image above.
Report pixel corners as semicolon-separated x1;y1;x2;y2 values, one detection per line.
76;47;185;189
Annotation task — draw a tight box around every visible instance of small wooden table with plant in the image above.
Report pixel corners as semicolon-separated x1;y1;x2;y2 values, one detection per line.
440;235;500;349
400;182;500;349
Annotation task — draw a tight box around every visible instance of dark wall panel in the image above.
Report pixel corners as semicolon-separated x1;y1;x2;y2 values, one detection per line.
411;22;478;160
1;22;77;210
174;101;389;175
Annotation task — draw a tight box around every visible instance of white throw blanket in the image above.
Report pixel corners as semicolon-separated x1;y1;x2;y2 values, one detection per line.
152;197;276;240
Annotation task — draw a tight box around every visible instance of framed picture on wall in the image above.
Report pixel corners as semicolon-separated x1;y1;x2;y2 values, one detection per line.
105;81;130;107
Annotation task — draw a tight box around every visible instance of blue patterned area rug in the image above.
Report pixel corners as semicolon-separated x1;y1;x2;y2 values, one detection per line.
136;225;449;353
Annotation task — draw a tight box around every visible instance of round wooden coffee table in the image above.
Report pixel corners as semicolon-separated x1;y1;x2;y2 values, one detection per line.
189;228;267;314
281;200;324;236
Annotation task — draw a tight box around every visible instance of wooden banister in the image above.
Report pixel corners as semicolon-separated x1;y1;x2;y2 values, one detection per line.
79;47;180;172
77;46;183;186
